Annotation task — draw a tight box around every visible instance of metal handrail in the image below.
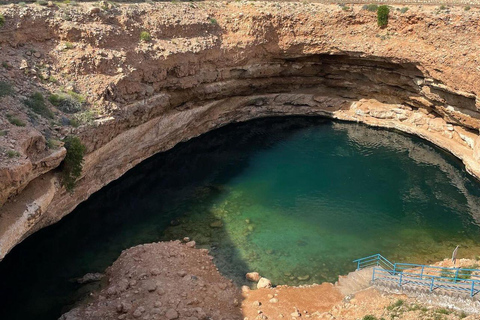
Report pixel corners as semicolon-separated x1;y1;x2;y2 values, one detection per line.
353;254;394;271
354;254;480;297
372;267;480;297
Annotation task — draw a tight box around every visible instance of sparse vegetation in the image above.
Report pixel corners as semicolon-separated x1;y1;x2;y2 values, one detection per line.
464;6;471;11
362;316;378;320
377;5;390;28
70;109;97;127
363;4;378;12
47;138;62;150
140;31;152;42
0;81;13;97
49;91;83;113
24;92;54;119
7;150;20;158
0;14;5;28
61;135;86;192
36;0;48;5
209;17;218;24
387;299;404;310
436;308;451;315
400;7;409;13
0;130;7;136
6;114;26;127
64;42;74;50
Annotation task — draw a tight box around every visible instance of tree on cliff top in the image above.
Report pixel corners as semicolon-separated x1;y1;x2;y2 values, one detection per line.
61;136;86;192
377;5;390;28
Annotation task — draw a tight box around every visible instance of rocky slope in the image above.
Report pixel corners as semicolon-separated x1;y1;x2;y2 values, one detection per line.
61;240;479;320
1;1;480;260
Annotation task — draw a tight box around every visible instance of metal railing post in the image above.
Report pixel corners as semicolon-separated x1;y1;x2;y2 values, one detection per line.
357;260;360;271
471;281;475;297
430;277;434;292
454;268;459;283
420;265;424;279
372;268;376;282
399;273;403;287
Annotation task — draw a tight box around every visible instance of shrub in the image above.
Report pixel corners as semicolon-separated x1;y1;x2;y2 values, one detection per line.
47;138;62;149
387;299;404;310
363;316;378;320
49;92;83;113
64;42;74;50
61;136;86;192
464;6;471;11
0;81;13;97
400;7;409;13
209;17;218;24
24;92;54;118
377;5;390;28
140;31;151;42
70;109;96;127
363;4;378;12
6;114;26;127
0;14;5;28
36;0;48;5
7;150;20;158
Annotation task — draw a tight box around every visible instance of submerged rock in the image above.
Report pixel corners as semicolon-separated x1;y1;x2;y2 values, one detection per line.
76;273;104;284
246;272;261;282
210;220;223;228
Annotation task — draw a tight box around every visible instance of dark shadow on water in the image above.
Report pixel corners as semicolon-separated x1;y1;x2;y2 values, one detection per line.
0;116;330;320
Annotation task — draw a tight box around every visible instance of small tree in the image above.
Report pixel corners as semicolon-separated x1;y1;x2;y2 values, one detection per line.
61;135;86;192
377;5;390;28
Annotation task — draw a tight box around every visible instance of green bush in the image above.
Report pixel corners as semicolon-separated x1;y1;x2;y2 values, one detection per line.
61;136;86;192
387;299;404;310
7;150;20;158
0;14;5;28
377;5;390;28
363;4;378;12
6;114;26;127
24;92;54;118
140;31;151;42
209;17;218;24
362;316;378;320
464;6;471;11
0;81;12;97
49;92;83;113
400;7;409;13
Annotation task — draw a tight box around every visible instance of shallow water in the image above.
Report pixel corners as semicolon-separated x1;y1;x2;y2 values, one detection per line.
1;117;480;319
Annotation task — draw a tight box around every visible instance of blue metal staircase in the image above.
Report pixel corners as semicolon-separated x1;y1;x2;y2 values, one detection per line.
353;254;480;297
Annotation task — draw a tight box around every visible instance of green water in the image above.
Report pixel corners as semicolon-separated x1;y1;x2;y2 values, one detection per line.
1;117;480;319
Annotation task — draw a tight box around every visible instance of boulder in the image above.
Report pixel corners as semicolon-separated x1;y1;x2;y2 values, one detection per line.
76;273;104;284
257;277;272;289
246;272;261;282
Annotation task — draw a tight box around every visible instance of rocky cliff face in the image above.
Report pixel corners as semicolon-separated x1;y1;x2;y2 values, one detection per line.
0;2;479;260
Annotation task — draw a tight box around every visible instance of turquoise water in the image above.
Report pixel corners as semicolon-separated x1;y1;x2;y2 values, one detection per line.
1;117;480;319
